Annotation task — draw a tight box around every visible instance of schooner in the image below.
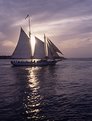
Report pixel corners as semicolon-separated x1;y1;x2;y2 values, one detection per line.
11;15;64;66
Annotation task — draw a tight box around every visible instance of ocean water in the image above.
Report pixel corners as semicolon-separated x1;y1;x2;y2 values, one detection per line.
0;59;92;121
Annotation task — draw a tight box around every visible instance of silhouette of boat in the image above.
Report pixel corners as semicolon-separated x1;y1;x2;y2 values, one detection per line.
11;15;64;66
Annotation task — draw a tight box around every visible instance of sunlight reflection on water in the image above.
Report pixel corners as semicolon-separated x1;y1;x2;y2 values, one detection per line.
24;67;43;120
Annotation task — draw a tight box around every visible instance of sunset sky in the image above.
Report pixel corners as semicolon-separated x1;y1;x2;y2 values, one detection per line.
0;0;92;58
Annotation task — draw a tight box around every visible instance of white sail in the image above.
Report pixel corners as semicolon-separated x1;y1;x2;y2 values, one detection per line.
33;37;45;59
12;28;32;59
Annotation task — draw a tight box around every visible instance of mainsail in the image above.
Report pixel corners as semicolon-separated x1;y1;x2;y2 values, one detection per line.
33;37;45;59
12;28;32;59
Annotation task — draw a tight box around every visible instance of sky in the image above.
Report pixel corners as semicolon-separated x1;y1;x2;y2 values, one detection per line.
0;0;92;58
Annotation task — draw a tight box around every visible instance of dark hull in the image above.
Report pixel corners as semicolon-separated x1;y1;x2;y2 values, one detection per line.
11;60;57;67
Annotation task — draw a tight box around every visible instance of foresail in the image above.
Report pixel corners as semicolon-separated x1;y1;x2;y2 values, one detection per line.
47;37;63;59
47;44;54;59
33;37;45;59
12;28;32;59
47;38;63;55
47;41;60;59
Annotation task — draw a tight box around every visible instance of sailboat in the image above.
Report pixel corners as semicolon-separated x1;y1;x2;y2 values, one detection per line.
11;16;63;66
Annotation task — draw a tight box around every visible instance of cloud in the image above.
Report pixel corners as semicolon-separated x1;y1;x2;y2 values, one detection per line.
0;0;92;57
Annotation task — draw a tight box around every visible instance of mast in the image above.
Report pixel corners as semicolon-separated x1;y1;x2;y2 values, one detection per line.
25;14;31;39
44;34;48;59
29;15;31;39
25;14;33;58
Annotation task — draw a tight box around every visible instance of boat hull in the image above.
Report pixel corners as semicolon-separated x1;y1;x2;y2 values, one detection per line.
11;60;57;67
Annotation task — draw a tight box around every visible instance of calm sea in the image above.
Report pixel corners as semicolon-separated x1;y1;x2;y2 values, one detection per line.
0;59;92;121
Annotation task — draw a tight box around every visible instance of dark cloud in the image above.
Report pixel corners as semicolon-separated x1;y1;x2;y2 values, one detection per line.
0;0;92;57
